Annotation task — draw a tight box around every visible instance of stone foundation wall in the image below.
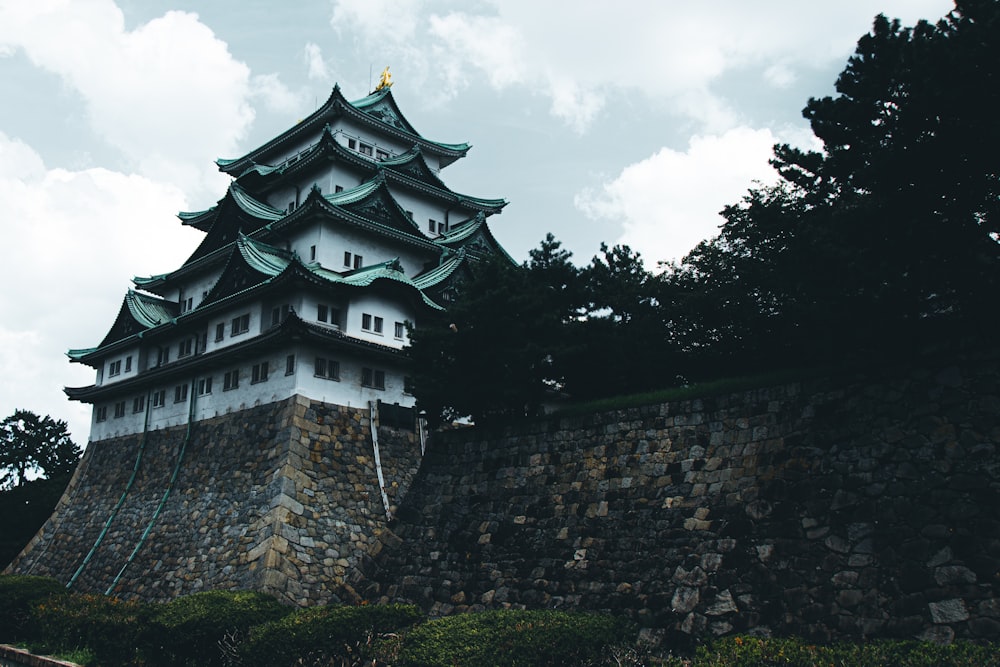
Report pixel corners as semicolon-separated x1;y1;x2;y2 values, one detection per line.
8;396;421;606
355;353;1000;643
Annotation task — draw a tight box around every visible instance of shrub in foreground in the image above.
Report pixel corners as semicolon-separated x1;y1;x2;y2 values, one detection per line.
0;574;67;642
683;636;1000;667
397;609;637;667
238;603;423;666
142;589;293;666
30;592;149;667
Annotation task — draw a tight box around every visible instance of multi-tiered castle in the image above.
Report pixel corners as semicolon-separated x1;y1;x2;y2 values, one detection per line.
67;74;510;441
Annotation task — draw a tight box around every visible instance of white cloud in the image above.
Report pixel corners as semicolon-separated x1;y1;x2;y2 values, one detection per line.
0;2;262;200
304;42;329;81
327;0;955;133
251;73;302;115
0;132;193;444
575;127;784;265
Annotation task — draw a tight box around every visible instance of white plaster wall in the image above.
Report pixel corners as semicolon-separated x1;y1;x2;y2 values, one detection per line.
87;343;414;441
347;293;413;349
99;346;141;387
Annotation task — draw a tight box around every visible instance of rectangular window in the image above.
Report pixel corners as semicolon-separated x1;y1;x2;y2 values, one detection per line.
428;219;437;233
348;138;357;150
133;396;145;413
354;254;363;269
96;406;107;422
231;313;250;336
317;304;328;322
394;322;405;339
376;149;389;160
271;304;289;328
185;297;193;312
359;143;373;156
362;313;372;331
125;356;132;372
174;384;188;404
215;322;225;342
285;354;295;376
438;221;446;234
361;367;386;390
373;316;384;334
314;357;340;380
197;377;213;396
152;390;166;408
198;332;208;354
335;185;344;193
114;401;126;419
109;360;122;377
178;338;193;357
344;251;352;267
309;244;317;261
403;376;414;395
251;362;269;384
157;346;170;366
223;369;240;391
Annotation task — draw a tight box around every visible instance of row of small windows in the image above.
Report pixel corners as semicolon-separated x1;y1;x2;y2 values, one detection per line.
346;138;389;161
361;312;406;340
95;356;399;422
108;356;133;377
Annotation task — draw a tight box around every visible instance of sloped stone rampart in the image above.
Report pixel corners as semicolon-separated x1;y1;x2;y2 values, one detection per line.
7;397;421;606
355;354;1000;643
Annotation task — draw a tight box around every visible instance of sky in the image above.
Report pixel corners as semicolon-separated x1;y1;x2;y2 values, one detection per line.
0;0;956;447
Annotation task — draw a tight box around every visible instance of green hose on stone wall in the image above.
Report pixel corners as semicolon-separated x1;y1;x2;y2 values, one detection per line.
105;378;196;596
66;389;154;590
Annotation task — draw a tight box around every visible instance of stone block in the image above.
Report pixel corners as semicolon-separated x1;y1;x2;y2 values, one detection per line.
929;598;969;624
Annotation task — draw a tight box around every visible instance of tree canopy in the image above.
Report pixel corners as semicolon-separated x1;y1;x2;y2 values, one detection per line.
407;1;1000;424
0;410;79;490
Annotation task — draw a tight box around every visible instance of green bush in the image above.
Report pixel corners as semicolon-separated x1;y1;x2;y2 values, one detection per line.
397;609;636;667
239;603;423;667
683;636;1000;667
0;574;67;642
30;592;149;667
141;589;293;667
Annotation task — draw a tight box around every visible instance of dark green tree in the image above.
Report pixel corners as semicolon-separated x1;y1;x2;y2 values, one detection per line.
408;246;574;426
0;410;80;567
0;410;79;490
667;0;1000;369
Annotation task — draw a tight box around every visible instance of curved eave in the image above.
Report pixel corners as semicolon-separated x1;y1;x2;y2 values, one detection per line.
413;253;467;290
178;207;217;232
435;216;517;265
217;85;469;175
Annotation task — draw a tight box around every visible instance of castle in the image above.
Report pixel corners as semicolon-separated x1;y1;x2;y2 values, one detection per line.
66;73;510;442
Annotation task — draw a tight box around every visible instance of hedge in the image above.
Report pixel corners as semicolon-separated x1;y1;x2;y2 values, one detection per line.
0;574;67;642
238;603;424;666
142;589;293;667
397;609;637;667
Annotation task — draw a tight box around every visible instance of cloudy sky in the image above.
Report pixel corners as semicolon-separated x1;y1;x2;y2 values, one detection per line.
0;0;955;445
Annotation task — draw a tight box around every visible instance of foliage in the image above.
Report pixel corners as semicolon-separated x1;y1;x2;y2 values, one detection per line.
142;589;292;667
665;0;1000;372
0;475;76;568
408;248;572;426
397;609;636;667
237;603;423;666
670;636;1000;667
30;592;150;667
0;410;79;490
0;574;66;642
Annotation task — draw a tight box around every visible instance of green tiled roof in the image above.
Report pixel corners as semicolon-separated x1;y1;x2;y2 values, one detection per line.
230;182;285;221
126;290;175;328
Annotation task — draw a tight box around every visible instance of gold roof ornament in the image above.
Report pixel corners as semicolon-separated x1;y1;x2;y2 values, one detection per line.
375;66;393;91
